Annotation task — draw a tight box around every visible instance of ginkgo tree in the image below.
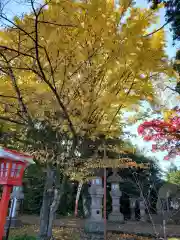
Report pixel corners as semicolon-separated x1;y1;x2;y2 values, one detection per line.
0;0;174;139
0;0;176;239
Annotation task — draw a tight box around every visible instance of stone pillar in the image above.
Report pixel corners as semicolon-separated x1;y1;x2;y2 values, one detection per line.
130;197;136;221
5;186;24;229
107;169;124;223
139;196;146;222
166;191;170;212
89;178;104;221
84;177;104;240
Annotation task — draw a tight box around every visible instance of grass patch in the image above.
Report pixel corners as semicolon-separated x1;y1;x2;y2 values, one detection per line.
168;239;180;240
9;236;36;240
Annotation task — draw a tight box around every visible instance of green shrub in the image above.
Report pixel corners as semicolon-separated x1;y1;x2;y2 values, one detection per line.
9;235;36;240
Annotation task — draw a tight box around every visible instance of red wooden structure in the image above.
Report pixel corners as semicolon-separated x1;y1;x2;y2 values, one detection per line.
0;147;34;240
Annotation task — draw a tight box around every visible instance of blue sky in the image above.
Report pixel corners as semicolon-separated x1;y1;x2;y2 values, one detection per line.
3;0;179;171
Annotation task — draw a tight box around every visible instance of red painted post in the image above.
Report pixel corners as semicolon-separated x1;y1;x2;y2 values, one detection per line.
0;185;12;240
74;181;83;217
104;168;107;240
103;143;107;240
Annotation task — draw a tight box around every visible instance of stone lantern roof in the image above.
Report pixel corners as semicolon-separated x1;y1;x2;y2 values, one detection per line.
107;169;124;183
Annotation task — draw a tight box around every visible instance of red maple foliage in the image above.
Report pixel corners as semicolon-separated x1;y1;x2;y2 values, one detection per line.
138;108;180;160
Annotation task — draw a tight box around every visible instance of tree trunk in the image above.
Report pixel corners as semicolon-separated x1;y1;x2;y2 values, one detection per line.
82;184;90;218
47;175;67;239
47;189;61;239
39;166;55;240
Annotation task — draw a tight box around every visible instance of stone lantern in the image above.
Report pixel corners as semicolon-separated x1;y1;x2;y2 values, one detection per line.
84;177;104;237
107;169;124;223
139;193;146;222
5;186;24;229
89;177;104;221
129;197;136;221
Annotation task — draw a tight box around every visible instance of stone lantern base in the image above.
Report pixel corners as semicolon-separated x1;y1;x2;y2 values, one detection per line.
81;232;104;240
108;212;124;223
84;220;104;240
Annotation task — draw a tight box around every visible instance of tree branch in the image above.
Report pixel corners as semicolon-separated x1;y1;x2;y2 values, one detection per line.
0;52;33;124
30;0;77;144
0;94;17;99
44;47;56;90
38;20;77;28
143;20;171;38
0;45;36;60
165;85;179;94
0;14;36;43
108;79;136;131
0;115;25;125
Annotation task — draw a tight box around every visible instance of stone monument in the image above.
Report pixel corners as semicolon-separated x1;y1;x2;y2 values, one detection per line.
107;169;124;223
152;182;180;224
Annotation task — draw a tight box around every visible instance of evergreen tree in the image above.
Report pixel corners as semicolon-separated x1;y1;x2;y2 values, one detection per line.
23;165;45;215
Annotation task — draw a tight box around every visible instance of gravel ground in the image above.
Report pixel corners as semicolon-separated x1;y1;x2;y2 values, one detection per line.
20;215;180;238
10;225;154;240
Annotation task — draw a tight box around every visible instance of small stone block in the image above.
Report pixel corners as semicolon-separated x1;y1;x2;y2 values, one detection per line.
84;220;104;234
108;213;124;223
80;232;104;240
